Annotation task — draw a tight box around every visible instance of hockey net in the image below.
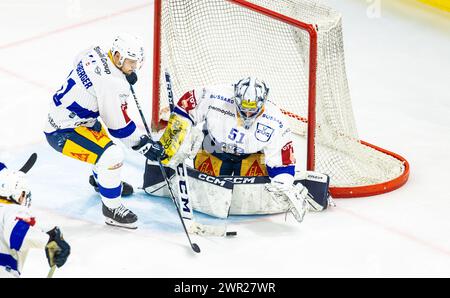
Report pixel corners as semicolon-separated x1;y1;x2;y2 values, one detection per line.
151;0;409;198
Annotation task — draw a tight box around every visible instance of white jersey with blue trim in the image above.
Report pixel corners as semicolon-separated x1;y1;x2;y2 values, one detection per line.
174;84;297;178
44;45;141;147
0;203;48;277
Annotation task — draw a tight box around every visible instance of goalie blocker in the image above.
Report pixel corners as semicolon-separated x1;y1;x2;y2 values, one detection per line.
143;161;332;219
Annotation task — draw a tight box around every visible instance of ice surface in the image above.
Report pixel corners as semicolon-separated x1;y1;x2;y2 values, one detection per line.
0;0;449;277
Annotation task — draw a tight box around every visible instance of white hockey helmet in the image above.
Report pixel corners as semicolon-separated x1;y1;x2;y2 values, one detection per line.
0;170;31;208
233;77;269;129
111;33;145;70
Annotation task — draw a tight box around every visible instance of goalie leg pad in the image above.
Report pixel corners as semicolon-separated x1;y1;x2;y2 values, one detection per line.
187;168;288;215
179;171;233;219
143;160;175;197
295;171;332;211
143;163;232;218
231;182;289;215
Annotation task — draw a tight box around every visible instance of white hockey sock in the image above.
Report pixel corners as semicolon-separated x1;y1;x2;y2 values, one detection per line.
94;145;124;209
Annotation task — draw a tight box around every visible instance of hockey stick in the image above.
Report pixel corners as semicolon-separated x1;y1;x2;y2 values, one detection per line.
164;70;175;113
19;153;37;173
130;85;200;253
175;163;233;237
163;71;236;237
47;266;56;278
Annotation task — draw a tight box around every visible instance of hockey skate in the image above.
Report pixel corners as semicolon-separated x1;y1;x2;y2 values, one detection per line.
102;202;138;229
89;175;134;197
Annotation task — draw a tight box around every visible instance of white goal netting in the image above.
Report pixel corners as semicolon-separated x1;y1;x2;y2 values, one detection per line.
154;0;408;197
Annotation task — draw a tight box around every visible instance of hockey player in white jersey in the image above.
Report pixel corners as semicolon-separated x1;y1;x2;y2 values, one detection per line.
0;162;70;277
44;34;165;229
147;77;322;222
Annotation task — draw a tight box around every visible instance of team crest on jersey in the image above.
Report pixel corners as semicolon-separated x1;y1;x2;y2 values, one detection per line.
177;91;197;112
197;157;217;176
255;123;274;142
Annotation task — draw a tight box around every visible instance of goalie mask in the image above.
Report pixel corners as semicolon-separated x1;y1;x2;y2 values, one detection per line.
0;170;32;208
233;77;269;129
111;33;145;70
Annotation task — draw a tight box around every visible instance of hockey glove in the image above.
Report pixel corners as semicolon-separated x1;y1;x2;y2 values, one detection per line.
265;182;310;223
158;113;192;166
0;170;32;207
126;72;138;85
45;227;71;268
132;135;166;161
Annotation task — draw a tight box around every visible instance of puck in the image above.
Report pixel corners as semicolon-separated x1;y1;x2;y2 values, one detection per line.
226;231;237;237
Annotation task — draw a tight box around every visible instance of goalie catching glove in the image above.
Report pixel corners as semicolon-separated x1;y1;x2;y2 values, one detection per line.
45;227;71;268
265;182;311;223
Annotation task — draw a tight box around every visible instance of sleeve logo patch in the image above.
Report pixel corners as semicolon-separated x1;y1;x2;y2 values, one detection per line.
255;123;274;142
281;141;296;165
121;102;131;123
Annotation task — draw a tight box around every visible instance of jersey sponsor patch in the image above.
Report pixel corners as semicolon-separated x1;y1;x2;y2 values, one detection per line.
262;113;284;128
197;157;217;176
244;160;266;176
90;130;107;142
281;141;296;165
177;90;197;112
240;153;267;176
94;46;111;74
255;123;274;142
121;102;131;123
70;152;91;162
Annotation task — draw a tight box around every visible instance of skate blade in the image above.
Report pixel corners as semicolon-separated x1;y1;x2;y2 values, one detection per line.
105;218;138;229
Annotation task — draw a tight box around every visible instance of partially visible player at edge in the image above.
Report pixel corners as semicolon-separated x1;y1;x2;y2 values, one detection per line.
0;161;70;277
44;33;165;229
158;77;314;222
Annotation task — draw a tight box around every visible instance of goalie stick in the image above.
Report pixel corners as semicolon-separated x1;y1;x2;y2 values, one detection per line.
163;71;237;238
19;153;37;174
164;70;175;113
175;162;236;237
130;84;200;253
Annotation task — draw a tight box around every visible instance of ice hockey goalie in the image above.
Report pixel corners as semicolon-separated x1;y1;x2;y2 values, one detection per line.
144;77;332;222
